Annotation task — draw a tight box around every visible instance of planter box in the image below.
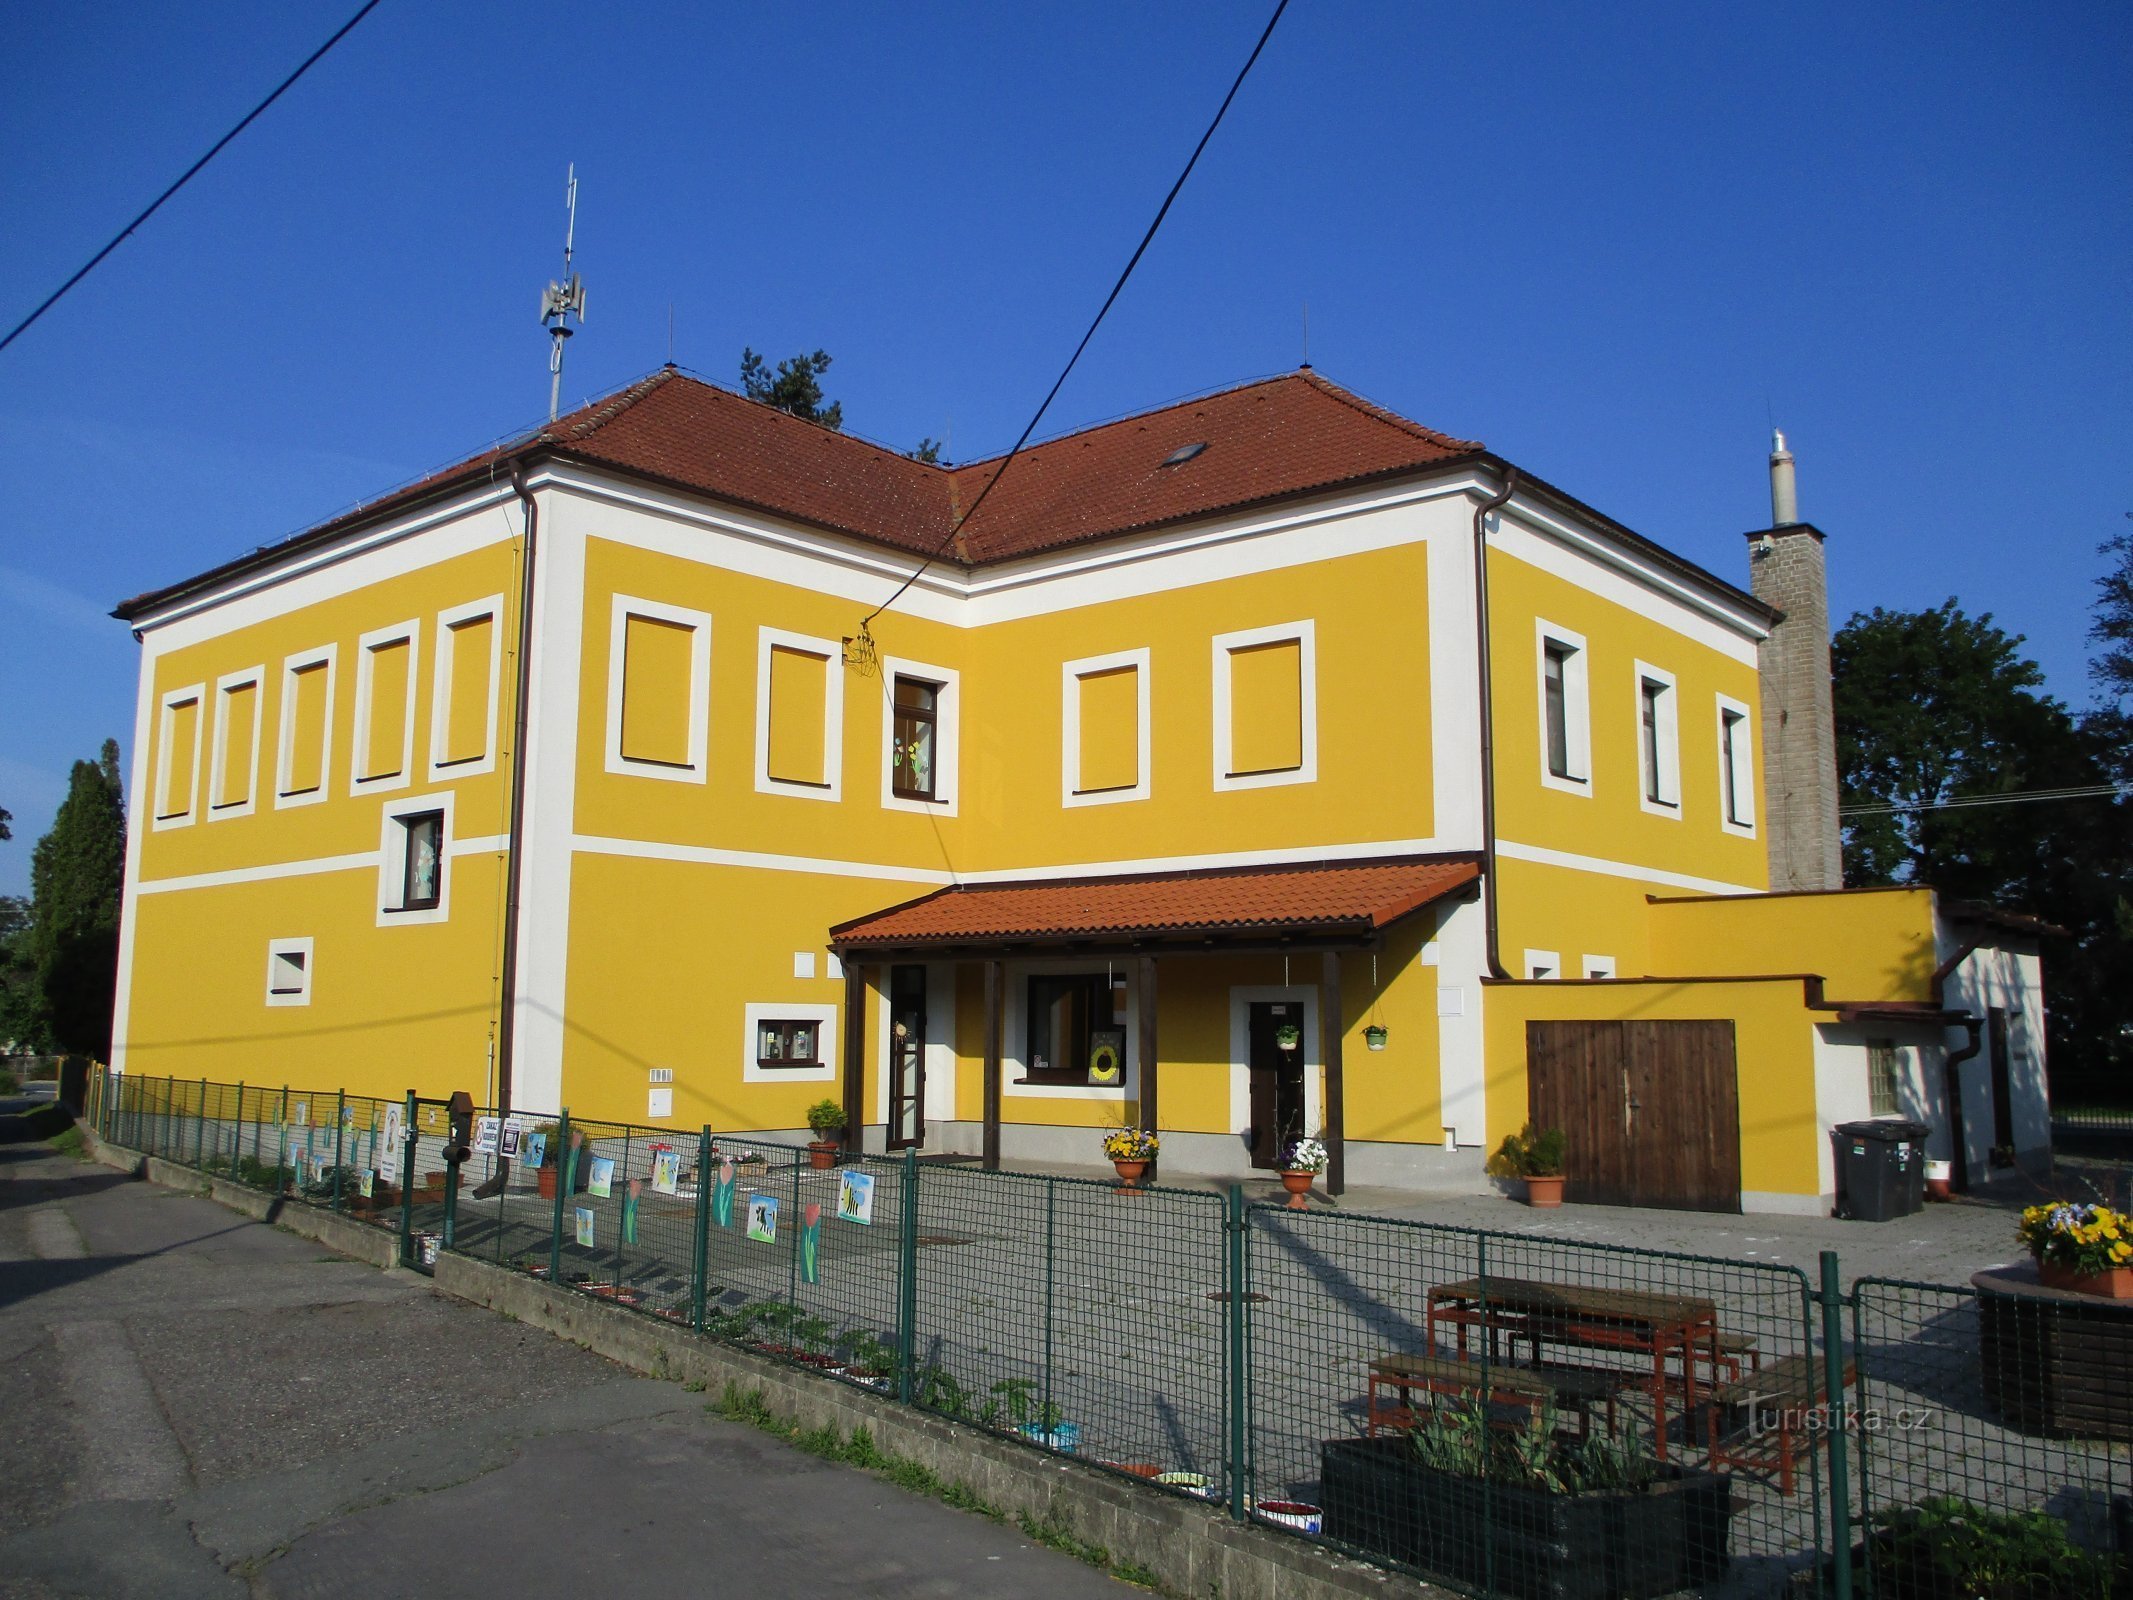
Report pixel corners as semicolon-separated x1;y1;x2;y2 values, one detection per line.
1319;1436;1732;1600
2038;1260;2133;1299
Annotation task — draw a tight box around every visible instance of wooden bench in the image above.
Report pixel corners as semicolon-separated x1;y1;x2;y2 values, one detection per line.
1704;1352;1853;1496
1367;1353;1624;1439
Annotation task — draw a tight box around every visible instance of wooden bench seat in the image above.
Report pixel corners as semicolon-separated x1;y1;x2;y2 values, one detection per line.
1705;1352;1855;1496
1367;1353;1625;1438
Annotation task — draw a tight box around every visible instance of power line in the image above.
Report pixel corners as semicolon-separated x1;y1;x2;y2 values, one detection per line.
857;0;1290;633
0;0;385;357
1841;782;2129;819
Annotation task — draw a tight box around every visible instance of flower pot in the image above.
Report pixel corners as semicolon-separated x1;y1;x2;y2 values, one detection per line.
1319;1436;1732;1600
1020;1421;1080;1453
1278;1169;1314;1210
1112;1158;1148;1190
807;1139;840;1171
1364;1025;1388;1052
1524;1174;1565;1208
2038;1260;2133;1299
1924;1159;1953;1201
1257;1500;1323;1533
1155;1471;1217;1500
537;1167;557;1200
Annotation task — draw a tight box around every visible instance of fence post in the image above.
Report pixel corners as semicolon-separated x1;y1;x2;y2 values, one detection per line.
1042;1179;1057;1437
230;1081;243;1172
549;1109;571;1285
196;1077;208;1169
786;1139;802;1321
1821;1250;1854;1600
443;1151;459;1253
897;1146;919;1405
1225;1184;1248;1521
397;1091;418;1266
691;1128;713;1334
277;1085;291;1194
1479;1232;1495;1600
333;1090;346;1212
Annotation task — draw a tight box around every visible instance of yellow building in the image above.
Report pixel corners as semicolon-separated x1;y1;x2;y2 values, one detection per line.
109;370;2050;1213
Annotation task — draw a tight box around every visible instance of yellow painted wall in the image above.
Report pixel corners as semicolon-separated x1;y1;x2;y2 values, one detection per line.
1646;887;1938;1001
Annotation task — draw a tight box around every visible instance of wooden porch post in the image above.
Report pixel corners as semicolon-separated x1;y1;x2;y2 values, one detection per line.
1138;954;1159;1184
1323;948;1346;1197
841;958;866;1155
982;959;1003;1171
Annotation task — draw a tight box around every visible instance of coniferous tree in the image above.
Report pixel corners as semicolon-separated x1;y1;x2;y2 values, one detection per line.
29;739;125;1060
739;348;843;430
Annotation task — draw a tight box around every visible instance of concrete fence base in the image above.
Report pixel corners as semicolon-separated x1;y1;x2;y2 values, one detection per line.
85;1133;1430;1600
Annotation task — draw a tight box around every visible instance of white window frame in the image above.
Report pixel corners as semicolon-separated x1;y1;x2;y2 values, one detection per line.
1061;646;1152;808
1524;949;1560;980
1210;620;1317;791
376;790;455;927
1534;620;1591;795
350;619;421;797
265;937;314;1007
1581;954;1617;980
274;644;337;809
605;593;712;784
152;682;206;830
741;1001;838;1084
1867;1039;1902;1117
1716;693;1757;836
879;654;960;816
754;626;844;802
1633;660;1681;817
428;595;505;780
206;665;264;820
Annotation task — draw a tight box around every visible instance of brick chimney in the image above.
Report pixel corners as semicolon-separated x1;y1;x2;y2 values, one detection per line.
1746;431;1843;891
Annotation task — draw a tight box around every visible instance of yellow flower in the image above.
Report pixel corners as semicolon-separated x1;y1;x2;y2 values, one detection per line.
2114;1242;2131;1262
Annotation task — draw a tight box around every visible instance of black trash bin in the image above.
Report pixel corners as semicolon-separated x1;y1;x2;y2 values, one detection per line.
1833;1119;1931;1221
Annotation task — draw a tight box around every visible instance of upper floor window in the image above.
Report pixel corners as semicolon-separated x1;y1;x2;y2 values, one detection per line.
396;811;444;911
1635;663;1679;814
755;627;844;802
1717;696;1755;834
1062;648;1151;807
275;646;336;807
154;684;205;829
430;597;503;777
1535;622;1590;793
606;595;712;783
1212;621;1317;791
376;792;453;925
352;620;420;796
892;676;938;800
209;668;264;817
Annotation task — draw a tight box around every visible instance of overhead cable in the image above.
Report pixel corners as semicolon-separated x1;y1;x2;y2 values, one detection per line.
1841;782;2129;819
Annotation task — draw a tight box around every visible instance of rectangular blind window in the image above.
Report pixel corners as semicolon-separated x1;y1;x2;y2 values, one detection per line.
283;662;329;795
1076;665;1139;793
215;680;258;808
767;643;830;785
1227;639;1303;775
159;696;200;818
619;613;696;767
441;614;494;766
361;638;412;780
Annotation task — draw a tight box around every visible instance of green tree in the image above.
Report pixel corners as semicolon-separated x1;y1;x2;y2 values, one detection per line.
909;437;943;464
2092;529;2133;711
739;348;842;430
29;739;126;1060
0;895;43;1053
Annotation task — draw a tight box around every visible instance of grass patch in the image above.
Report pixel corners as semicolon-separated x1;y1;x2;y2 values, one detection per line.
46;1125;88;1161
708;1382;1180;1587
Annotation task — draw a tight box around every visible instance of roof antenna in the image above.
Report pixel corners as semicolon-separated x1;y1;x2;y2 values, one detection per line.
1300;299;1310;369
540;166;588;422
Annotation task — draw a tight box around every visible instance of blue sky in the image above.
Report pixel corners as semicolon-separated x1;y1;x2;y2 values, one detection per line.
2;1;2126;895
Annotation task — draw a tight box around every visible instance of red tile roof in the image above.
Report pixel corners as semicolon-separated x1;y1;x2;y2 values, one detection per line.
830;856;1481;950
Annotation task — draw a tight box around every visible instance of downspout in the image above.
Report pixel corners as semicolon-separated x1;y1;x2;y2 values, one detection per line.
1932;933;1987;1195
1473;466;1521;980
495;461;542;1116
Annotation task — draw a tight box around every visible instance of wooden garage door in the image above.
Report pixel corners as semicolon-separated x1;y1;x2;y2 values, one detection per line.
1527;1020;1742;1212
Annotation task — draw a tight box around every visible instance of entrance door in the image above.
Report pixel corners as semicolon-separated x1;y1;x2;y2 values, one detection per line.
888;965;926;1150
1247;1001;1308;1169
1987;1007;2015;1155
1527;1020;1742;1212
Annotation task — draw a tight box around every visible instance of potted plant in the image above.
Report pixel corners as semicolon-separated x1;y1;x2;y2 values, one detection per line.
1487;1123;1568;1208
1103;1126;1159;1188
805;1099;847;1170
990;1377;1080;1453
1277;1135;1329;1209
1274;1021;1302;1052
1364;1024;1389;1052
837;1329;897;1391
2019;1201;2133;1297
1842;1496;2116;1599
530;1122;561;1199
1319;1399;1732;1600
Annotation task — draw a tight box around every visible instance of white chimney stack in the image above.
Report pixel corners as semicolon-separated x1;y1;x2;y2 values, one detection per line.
1769;429;1798;526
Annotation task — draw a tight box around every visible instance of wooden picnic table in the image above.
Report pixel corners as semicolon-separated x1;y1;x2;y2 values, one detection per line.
1426;1276;1721;1461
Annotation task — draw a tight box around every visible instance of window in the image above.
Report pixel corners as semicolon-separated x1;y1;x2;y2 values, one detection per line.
1212;622;1317;790
756;1018;822;1068
1023;974;1120;1085
1635;662;1680;814
396;811;444;911
265;938;313;1007
431;598;502;775
755;627;844;800
352;621;420;794
154;685;204;826
209;669;263;816
881;656;959;813
1523;950;1559;981
606;595;711;782
275;646;335;805
1581;954;1617;979
376;793;453;925
1062;647;1151;806
1535;622;1590;792
1867;1040;1901;1117
1717;695;1756;833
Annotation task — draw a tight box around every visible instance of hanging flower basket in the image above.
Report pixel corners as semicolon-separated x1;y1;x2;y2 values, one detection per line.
1274;1024;1301;1052
1364;1024;1389;1051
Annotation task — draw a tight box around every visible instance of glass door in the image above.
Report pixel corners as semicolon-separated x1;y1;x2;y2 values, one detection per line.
888;964;926;1150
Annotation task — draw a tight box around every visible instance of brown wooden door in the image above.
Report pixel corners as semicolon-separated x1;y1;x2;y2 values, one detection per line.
1527;1019;1742;1212
1246;1002;1308;1168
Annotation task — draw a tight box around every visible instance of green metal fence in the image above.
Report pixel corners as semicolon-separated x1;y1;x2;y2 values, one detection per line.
91;1068;2133;1599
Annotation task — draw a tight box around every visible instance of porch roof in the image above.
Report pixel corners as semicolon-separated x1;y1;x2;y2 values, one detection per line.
829;854;1482;958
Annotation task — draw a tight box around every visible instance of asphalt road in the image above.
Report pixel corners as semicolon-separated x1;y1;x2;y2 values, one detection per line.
0;1138;1131;1598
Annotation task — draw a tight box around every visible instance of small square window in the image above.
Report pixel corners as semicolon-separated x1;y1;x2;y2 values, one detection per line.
1868;1040;1901;1117
265;938;313;1006
756;1019;822;1068
397;811;444;912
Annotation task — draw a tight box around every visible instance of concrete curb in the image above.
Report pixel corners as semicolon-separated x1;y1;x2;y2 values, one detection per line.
88;1134;1429;1600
